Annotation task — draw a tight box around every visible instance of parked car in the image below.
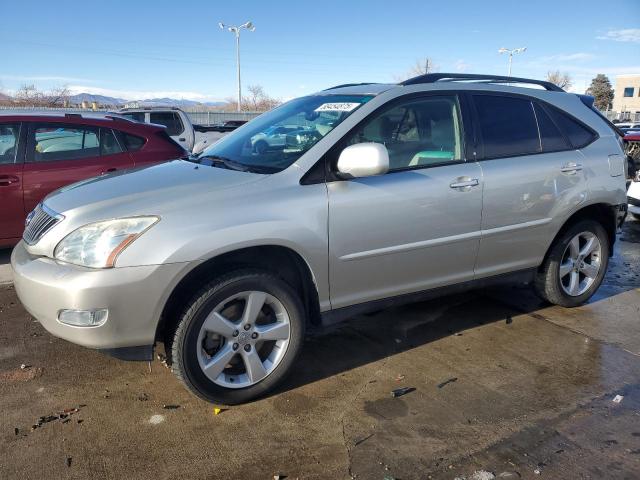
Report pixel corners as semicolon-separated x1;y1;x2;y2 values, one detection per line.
0;113;186;247
12;73;627;404
118;107;196;152
628;171;640;220
624;132;640;177
192;120;249;156
250;125;311;153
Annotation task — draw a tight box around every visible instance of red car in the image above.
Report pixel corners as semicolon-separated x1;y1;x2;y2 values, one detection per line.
0;113;187;247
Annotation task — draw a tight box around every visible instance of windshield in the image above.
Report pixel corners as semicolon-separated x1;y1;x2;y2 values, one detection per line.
199;94;373;173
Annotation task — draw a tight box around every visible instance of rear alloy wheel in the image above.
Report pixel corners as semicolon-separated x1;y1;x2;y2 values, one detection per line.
534;220;609;307
172;270;304;404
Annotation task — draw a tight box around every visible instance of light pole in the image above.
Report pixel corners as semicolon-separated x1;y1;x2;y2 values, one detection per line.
219;21;255;112
498;47;526;76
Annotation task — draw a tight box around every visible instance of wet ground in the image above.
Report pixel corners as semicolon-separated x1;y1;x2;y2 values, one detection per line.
0;219;639;480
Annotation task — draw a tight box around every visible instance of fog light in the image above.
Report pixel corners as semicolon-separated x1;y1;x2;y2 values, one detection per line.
58;309;108;327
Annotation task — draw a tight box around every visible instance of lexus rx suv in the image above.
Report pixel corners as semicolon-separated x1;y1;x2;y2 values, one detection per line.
12;74;627;404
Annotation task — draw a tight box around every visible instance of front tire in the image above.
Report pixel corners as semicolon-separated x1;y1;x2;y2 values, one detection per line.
171;269;305;404
534;220;609;307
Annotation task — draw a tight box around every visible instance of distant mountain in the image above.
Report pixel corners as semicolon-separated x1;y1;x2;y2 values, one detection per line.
68;93;227;109
68;93;127;105
134;98;227;108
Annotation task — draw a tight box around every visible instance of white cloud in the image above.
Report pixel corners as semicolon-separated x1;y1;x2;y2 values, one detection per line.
535;53;595;63
454;59;470;72
67;85;223;101
597;29;640;43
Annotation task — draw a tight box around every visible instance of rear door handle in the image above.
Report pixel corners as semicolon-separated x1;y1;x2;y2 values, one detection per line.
561;162;583;174
101;168;117;174
179;137;186;142
0;175;19;186
449;178;479;189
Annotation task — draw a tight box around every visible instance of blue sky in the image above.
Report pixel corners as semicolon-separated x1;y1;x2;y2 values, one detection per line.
2;0;639;101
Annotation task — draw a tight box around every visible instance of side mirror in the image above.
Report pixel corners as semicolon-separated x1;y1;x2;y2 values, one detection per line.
337;142;389;178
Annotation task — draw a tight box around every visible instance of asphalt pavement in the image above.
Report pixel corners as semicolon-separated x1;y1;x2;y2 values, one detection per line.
1;219;639;479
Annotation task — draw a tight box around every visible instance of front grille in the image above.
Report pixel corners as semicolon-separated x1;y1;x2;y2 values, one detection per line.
23;204;63;245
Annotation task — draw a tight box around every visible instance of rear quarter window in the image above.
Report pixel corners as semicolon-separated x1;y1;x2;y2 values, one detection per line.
545;106;596;149
121;133;146;151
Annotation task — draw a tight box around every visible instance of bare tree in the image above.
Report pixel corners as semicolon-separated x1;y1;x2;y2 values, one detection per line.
12;84;70;107
220;85;280;112
546;70;573;90
395;57;438;82
45;85;70;107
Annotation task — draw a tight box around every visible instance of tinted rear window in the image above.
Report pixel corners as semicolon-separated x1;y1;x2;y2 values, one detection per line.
474;95;540;158
546;106;596;148
150;112;184;136
122;133;146;151
534;103;570;152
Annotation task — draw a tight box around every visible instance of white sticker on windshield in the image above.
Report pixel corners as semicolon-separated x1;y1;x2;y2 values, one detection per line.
314;102;361;112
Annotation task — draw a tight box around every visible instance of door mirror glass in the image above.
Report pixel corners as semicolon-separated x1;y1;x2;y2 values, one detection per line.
337;142;389;178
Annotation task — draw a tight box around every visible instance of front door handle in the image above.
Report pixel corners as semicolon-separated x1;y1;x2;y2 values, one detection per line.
101;168;117;175
561;162;583;174
179;137;186;142
449;178;479;189
0;175;19;186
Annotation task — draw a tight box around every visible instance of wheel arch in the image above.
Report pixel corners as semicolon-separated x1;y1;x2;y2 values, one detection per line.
156;244;322;348
541;202;617;268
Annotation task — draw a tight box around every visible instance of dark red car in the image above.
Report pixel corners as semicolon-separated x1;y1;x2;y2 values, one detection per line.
0;113;186;247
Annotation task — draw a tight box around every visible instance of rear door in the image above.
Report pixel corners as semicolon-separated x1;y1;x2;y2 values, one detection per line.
0;122;26;242
472;93;590;277
22;123;134;213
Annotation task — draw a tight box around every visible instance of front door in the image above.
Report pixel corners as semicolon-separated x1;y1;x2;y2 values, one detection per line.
23;123;134;213
0;122;25;242
327;94;483;309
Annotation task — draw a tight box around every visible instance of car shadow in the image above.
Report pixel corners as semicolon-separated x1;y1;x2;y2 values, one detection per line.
271;218;640;398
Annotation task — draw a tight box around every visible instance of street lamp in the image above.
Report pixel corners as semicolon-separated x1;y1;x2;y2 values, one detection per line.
498;47;526;76
219;21;255;112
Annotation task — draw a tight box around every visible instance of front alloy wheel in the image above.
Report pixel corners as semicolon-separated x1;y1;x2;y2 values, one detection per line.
196;291;291;388
171;270;305;404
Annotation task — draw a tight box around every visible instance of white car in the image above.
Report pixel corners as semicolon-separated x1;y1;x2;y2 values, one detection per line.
628;172;640;220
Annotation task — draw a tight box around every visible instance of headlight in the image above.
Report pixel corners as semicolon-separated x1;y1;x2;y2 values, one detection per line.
54;217;159;268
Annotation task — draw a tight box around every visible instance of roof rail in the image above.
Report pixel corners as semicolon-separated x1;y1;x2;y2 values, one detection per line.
400;73;564;92
324;82;377;91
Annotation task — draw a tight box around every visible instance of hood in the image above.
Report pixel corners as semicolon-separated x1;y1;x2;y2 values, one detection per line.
44;159;266;218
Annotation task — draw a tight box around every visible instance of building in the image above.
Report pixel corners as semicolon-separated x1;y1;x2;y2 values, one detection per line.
612;74;640;120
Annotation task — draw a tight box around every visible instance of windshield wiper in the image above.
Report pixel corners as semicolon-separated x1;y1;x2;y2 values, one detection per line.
196;155;249;172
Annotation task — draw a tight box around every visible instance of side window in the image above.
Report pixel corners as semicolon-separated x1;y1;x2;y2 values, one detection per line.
100;129;124;156
545;106;596;149
533;103;570;152
344;95;463;171
0;123;20;164
149;112;184;136
121;112;146;122
474;95;540;158
121;133;146;151
32;124;99;162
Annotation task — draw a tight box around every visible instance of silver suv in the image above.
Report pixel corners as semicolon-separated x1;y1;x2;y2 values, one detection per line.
12;74;628;404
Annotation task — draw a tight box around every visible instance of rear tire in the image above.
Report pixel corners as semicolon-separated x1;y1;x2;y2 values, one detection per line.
534;220;609;307
171;269;305;405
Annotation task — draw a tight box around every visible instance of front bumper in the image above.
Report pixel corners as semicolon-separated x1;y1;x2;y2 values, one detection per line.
11;241;188;359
